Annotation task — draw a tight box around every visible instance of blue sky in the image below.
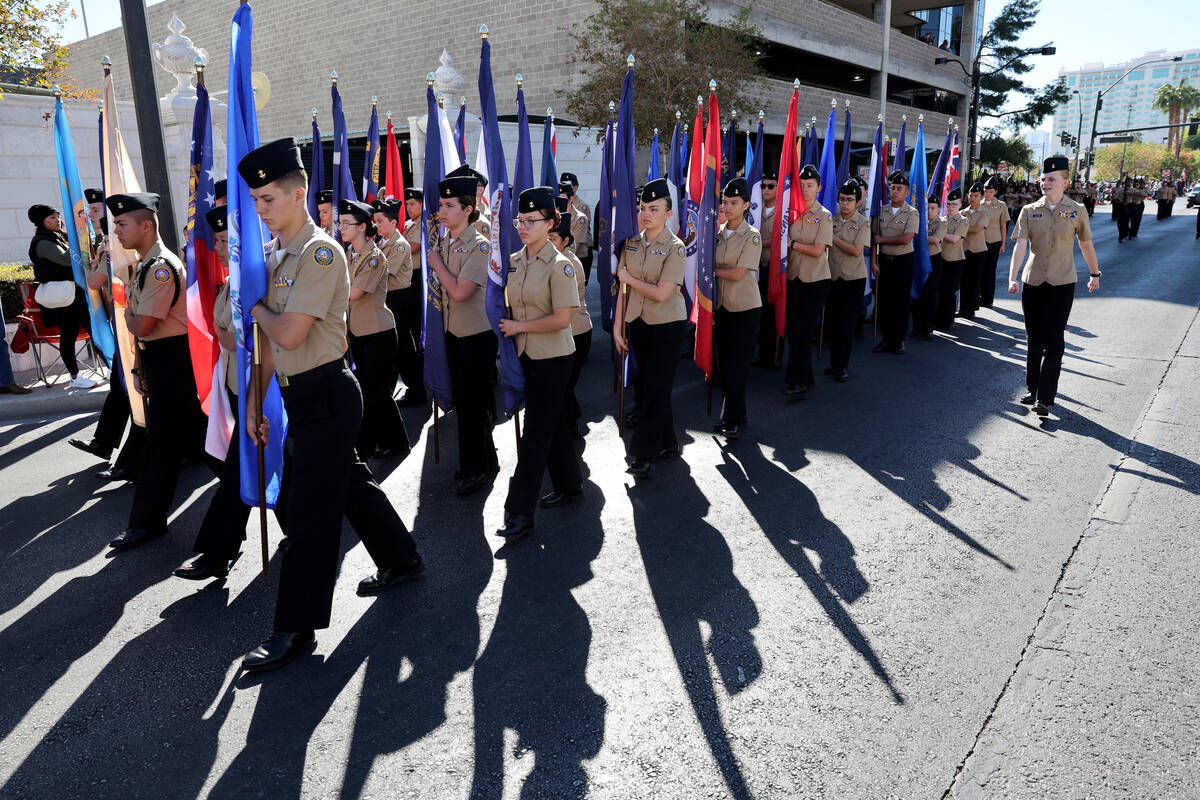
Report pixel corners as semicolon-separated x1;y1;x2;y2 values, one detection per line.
51;0;1199;131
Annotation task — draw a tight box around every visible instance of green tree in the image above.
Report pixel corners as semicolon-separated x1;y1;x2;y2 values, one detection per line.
564;0;764;145
975;0;1069;130
0;1;78;96
978;134;1034;172
1092;141;1197;182
1152;79;1200;157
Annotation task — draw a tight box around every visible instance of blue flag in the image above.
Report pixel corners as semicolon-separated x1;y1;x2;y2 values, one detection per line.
908;122;931;300
744;130;754;175
647;129;660;181
363;103;380;203
817;108;838;211
746;117;764;229
419;84;454;411
454;100;468;165
539;112;558;188
307;116;325;224
479;34;525;416
865;120;886;307
514;86;533;203
596;117;615;332
667;120;684;235
331;81;356;241
837;106;852;188
612;66;637;253
892;119;907;174
720;115;737;188
227;2;285;508
927;127;954;212
53;96;114;363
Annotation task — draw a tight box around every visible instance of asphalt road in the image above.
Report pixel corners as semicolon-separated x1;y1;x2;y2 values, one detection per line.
1;203;1197;800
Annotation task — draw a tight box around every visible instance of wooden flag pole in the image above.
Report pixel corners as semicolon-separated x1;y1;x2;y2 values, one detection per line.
252;322;269;575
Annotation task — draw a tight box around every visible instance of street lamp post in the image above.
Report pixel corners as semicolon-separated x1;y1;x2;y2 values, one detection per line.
937;44;1056;182
1119;103;1134;176
1084;55;1183;183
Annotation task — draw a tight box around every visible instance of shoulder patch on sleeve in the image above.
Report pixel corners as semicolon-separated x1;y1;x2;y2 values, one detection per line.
676;245;686;258
479;241;491;255
368;256;381;269
313;246;335;267
153;266;171;283
564;262;575;279
751;234;761;246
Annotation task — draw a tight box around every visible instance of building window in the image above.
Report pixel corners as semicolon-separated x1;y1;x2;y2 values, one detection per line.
1152;67;1170;79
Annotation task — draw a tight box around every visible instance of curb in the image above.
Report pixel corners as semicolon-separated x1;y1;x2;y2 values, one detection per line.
0;384;106;421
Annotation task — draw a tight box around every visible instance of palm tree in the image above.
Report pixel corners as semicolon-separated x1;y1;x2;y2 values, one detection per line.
1153;79;1200;157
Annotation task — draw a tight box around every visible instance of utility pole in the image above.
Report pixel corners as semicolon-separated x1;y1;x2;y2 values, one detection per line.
1119;103;1133;177
117;0;179;254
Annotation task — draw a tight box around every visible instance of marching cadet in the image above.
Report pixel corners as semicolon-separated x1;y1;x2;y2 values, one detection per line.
1084;182;1097;217
1112;176;1129;242
935;188;968;331
1007;155;1101;418
446;164;491;239
403;188;423;249
783;164;833;397
376;200;425;406
549;198;591;432
911;195;945;338
315;189;333;235
979;176;1009;308
871;170;920;354
105;192;210;551
959;182;990;320
754;169;780;367
1127;178;1148;237
428;174;500;495
612;178;687;479
69;187;147;480
494;187;584;540
174;205;250;580
561;172;593;281
713;177;762;438
341;199;411;460
825;179;871;382
237;138;422;672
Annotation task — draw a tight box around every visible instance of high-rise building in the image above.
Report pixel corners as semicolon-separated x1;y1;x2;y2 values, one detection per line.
1052;48;1200;148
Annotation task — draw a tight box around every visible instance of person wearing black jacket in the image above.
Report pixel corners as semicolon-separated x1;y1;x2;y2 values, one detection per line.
27;204;95;389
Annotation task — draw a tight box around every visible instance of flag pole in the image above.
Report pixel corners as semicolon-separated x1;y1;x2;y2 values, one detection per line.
252;321;269;574
817;307;825;359
617;283;628;436
432;401;440;463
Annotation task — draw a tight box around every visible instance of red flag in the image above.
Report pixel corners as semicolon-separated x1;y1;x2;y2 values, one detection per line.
185;80;219;415
385;116;404;202
768;86;806;337
683;98;705;303
693;90;721;379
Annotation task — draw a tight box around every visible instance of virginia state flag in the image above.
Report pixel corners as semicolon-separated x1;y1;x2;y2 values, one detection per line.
52;96;114;363
693;91;720;380
479;32;525;416
420;83;454;412
908;121;932;300
227;2;285;508
363;103;380;203
307;115;325;224
185;79;220;416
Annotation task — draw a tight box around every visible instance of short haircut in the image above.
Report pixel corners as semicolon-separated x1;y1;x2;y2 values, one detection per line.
271;168;308;193
130;208;157;230
838;185;862;201
379;204;401;223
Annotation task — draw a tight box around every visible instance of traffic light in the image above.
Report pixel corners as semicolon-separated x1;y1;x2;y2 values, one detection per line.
1059;132;1069;147
1189;115;1199;137
1087;152;1095;167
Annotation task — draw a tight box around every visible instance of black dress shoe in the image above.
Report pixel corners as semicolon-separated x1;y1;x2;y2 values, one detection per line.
872;342;889;353
374;442;412;460
397;391;427;407
96;466;137;483
658;446;682;459
835;368;849;383
173;552;238;580
894;343;906;355
626;458;651;478
496;514;534;540
357;555;424;595
539;489;582;508
1019;393;1037;405
1034;402;1052;417
455;473;487;496
783;383;807;399
109;526;167;551
69;437;112;460
242;630;316;673
714;421;741;439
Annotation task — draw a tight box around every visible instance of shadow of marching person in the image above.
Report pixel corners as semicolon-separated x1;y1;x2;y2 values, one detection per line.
629;458;761;800
470;474;607;799
715;441;903;706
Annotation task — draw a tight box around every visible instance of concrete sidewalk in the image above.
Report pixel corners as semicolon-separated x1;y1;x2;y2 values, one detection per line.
0;371;106;421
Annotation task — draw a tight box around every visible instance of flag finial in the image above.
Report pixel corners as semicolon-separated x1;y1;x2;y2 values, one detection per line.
331;71;338;85
608;100;615;116
654;127;659;135
675;109;682;121
98;99;103;111
101;55;112;76
731;108;738;119
195;56;205;71
426;73;435;88
479;24;489;39
53;85;61;98
793;79;800;90
708;79;717;92
387;110;392;121
372;96;378;108
461;96;467;107
844;99;850;110
811;116;817;124
918;113;924;123
516;73;523;88
878;113;883;122
902;113;908;122
547;106;553;117
627;54;635;69
696;95;703;107
758;109;764;120
438;92;445;108
831;98;837;109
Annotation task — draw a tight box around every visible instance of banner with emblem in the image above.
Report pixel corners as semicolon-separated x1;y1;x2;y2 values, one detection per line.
478;30;525;416
928;126;954;214
363;102;380;204
331;80;356;241
683;96;703;310
747;115;764;229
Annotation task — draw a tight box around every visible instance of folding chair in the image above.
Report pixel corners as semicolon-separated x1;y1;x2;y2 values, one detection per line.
17;282;107;387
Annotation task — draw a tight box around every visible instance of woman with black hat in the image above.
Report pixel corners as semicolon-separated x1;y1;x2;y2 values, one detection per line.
493;187;583;540
827;179;871;380
27;204;95;389
935;188;968;331
958;182;990;320
340;199;410;460
548;198;591;432
1007;156;1100;417
713;178;762;438
612;178;687;478
979;176;1010;309
428;174;499;495
784;164;833;394
375;200;425;406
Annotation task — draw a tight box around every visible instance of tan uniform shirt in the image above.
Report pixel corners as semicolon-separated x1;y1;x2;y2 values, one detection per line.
440;223;492;337
348;241;394;336
940;212;969;262
758;205;776;269
402;219;421;249
962;204;991;253
829;211;870;281
508;240;579;359
983;198;1009;244
263;219;349;378
569;207;590;259
476;209;492;241
926;214;945;256
715;222;762;312
213;281;238;395
872;204;921;256
130;241;188;341
620;227;687;325
378;230;413;291
788;203;833;282
562;248;591;336
1012;196;1092;286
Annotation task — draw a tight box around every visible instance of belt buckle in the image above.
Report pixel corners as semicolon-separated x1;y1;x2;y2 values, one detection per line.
278;374;289;388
